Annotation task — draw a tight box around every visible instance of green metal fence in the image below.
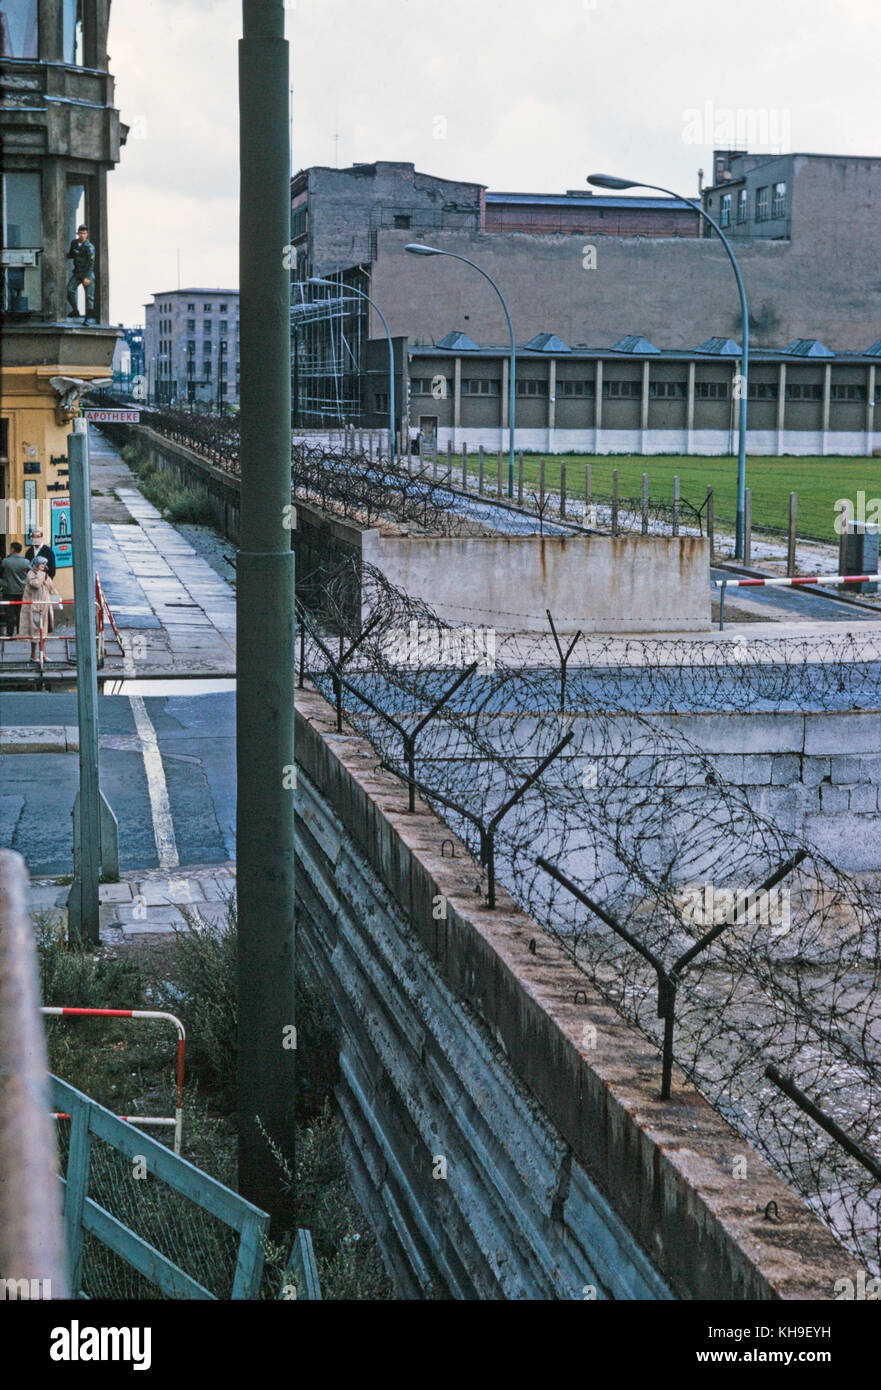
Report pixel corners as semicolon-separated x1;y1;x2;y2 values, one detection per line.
52;1075;268;1299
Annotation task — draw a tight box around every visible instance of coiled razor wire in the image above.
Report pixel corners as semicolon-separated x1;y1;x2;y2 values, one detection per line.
296;556;881;1277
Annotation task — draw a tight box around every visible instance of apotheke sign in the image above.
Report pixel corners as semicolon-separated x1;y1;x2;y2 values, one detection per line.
82;409;141;423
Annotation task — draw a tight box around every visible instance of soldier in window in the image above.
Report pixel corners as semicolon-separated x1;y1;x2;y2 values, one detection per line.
67;224;96;324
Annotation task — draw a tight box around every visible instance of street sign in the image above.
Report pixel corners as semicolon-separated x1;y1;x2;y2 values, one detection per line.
82;409;141;423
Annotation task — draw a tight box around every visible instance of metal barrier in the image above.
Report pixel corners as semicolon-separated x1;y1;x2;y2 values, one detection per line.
0;571;121;671
52;1074;269;1299
0;851;69;1298
43;1007;186;1154
715;571;878;629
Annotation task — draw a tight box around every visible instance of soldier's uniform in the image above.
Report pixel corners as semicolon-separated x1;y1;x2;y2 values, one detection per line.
66;236;95;319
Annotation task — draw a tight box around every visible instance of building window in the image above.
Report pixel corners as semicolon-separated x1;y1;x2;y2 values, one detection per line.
62;0;84;65
220;303;227;312
695;381;729;399
393;215;411;229
204;303;212;312
785;383;823;401
772;181;787;219
375;392;389;410
830;384;867;402
220;320;228;333
0;1;38;56
747;382;779;400
648;381;687;399
755;186;769;222
736;189;748;223
603;380;641;398
204;320;212;332
187;340;195;354
556;380;595;397
187;318;195;331
720;193;731;228
515;380;549;397
187;302;195;311
461;379;501;396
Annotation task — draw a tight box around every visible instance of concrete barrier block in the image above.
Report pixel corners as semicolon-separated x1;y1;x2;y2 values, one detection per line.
803;712;881;756
848;784;878;813
799;757;831;787
739;754;773;785
829;755;863;785
819;784;850;814
769;754;801;785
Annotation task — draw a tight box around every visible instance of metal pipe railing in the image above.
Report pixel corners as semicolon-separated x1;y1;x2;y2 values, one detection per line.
0;850;69;1297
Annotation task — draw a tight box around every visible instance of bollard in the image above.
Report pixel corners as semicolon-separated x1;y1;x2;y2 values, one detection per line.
787;492;798;576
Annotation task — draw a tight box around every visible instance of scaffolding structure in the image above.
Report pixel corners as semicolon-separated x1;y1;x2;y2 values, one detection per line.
290;269;369;425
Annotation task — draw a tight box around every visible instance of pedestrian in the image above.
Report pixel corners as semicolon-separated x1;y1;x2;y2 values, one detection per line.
19;558;61;663
25;527;56;578
25;526;59;633
1;541;30;638
66;224;96;325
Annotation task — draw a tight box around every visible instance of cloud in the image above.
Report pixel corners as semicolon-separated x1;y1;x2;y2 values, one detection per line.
108;0;881;323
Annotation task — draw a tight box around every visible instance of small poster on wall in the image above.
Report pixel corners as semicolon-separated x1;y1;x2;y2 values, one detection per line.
51;496;72;569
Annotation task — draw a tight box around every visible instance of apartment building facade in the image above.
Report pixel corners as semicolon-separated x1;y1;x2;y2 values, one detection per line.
145;289;240;409
1;0;125;599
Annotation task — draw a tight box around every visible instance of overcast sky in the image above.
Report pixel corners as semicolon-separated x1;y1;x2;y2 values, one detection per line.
108;0;879;325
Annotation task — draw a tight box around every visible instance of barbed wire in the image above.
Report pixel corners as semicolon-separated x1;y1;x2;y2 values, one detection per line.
296;554;881;1277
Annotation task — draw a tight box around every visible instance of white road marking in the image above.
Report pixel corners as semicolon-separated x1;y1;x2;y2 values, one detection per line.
128;694;179;870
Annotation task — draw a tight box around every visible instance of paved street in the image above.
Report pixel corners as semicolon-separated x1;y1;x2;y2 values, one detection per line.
0;691;236;887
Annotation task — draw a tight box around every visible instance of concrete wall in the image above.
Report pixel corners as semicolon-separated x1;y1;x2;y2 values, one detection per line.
117;426;711;634
362;531;710;633
293;684;861;1299
372;224;881;353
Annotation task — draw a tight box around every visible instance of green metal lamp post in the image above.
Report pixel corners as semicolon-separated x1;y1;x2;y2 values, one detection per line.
587;173;750;560
237;0;297;1226
404;244;517;498
307;277;397;463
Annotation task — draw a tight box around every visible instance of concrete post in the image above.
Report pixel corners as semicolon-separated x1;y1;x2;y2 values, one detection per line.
237;0;297;1226
777;363;787;456
672;475;680;536
866;365;876;458
787;492;798;576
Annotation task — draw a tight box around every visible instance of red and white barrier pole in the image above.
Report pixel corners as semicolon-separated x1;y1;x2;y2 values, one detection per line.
714;571;878;629
42;1007;186;1154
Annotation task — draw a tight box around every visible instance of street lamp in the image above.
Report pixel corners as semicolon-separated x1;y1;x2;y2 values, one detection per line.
405;244;516;498
588;173;750;559
217;338;226;416
306;277;397;464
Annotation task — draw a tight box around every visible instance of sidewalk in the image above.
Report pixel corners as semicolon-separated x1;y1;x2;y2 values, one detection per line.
0;427;237;680
28;863;237;942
